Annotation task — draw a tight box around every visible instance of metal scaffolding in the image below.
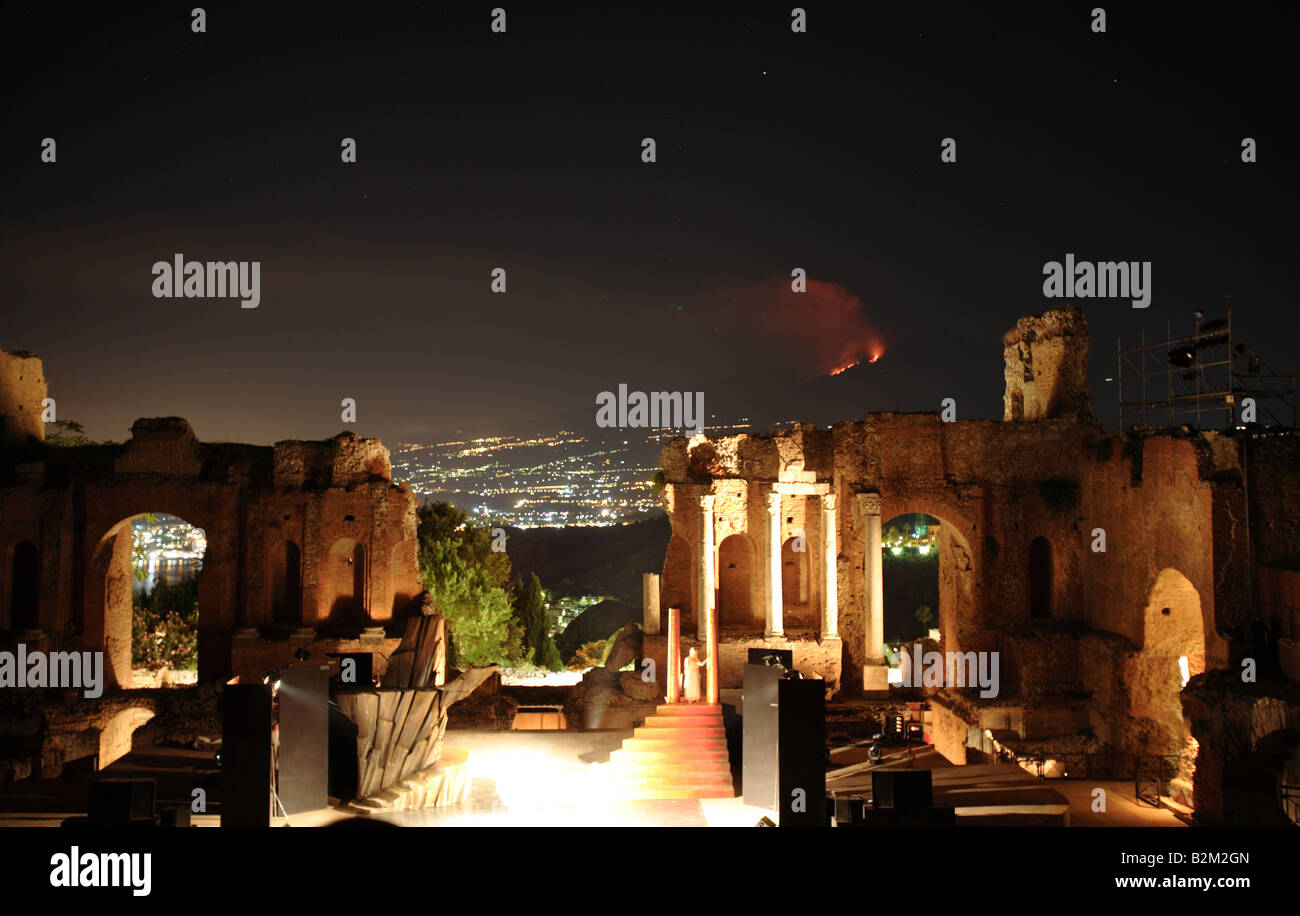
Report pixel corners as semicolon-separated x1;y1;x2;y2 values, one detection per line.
1117;308;1297;429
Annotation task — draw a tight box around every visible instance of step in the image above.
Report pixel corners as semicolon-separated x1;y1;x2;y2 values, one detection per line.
655;703;724;716
607;776;735;791
606;786;735;800
610;748;731;764
605;769;738;784
633;725;725;739
606;771;733;788
641;716;724;729
608;758;730;770
620;737;729;752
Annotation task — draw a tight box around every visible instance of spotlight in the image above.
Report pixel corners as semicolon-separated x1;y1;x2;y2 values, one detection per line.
1248;356;1262;374
1168;347;1195;368
293;648;310;661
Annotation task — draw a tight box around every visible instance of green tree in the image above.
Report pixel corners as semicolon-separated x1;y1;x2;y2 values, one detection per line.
417;502;511;587
45;419;93;447
416;502;526;667
537;635;564;671
570;640;609;669
132;576;199;670
514;572;548;661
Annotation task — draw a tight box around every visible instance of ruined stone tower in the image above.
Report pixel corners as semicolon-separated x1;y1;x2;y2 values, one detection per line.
0;349;47;443
1002;307;1098;423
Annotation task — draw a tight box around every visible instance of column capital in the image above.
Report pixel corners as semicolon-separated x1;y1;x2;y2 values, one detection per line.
821;493;837;513
855;491;883;516
766;491;782;514
698;493;716;512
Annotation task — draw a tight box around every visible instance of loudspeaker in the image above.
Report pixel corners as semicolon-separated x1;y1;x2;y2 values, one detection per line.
222;682;273;827
742;663;782;812
777;678;826;827
87;778;155;824
871;768;933;810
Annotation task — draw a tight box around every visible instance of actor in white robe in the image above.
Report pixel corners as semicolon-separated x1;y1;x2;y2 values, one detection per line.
682;647;707;702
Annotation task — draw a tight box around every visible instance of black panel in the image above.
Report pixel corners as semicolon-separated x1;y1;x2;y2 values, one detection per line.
871;768;933;810
328;700;360;803
278;666;330;815
742;663;781;812
330;652;373;687
777;678;826;827
158;805;192;828
221;683;272;827
87;778;155;824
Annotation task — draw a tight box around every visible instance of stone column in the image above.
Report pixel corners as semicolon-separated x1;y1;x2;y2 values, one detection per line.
857;492;887;691
821;493;838;638
666;606;681;704
697;494;715;640
766;491;784;637
642;572;661;635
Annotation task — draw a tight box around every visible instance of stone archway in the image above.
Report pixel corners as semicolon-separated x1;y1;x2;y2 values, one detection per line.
326;538;368;628
717;533;757;628
880;513;940;644
1125;568;1207;800
89;513;208;690
662;534;693;623
271;540;303;627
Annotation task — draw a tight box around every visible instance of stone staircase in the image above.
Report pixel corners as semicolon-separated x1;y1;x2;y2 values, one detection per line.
603;703;734;799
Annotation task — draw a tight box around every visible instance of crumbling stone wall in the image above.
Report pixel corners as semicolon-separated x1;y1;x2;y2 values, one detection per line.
1002;307;1097;423
0;349;46;444
658;309;1295;819
0;401;423;687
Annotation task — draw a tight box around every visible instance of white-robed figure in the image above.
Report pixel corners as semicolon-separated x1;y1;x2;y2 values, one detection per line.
682;646;707;702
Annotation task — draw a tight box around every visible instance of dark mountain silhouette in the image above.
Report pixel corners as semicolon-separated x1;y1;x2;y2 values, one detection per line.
506;515;670;606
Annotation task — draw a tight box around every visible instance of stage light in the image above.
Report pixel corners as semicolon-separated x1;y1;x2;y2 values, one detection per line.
1168;347;1195;367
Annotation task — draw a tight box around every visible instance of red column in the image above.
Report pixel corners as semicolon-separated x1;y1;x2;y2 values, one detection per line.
666;606;681;704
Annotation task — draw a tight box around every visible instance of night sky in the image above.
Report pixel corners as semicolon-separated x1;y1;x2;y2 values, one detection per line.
3;3;1294;445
